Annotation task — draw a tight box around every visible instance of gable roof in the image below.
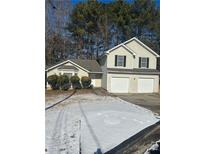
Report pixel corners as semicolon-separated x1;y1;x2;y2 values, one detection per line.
105;43;136;56
46;59;102;73
124;37;160;57
70;59;102;73
99;37;159;59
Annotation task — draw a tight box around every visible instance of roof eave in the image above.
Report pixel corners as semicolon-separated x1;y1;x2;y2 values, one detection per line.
46;60;90;73
124;37;160;57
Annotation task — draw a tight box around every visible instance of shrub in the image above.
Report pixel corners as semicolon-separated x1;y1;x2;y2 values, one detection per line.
81;76;91;88
47;74;59;90
58;75;70;90
70;75;81;89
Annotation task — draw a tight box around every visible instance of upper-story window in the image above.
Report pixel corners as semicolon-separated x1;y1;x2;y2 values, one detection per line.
139;57;149;68
115;55;126;67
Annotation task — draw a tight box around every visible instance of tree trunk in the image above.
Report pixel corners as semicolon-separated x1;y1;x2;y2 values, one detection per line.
104;14;109;50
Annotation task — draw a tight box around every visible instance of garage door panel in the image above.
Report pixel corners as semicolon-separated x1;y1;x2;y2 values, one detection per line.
111;77;129;93
138;78;154;93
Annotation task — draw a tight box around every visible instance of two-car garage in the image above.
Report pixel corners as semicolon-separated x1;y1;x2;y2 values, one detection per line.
109;75;158;93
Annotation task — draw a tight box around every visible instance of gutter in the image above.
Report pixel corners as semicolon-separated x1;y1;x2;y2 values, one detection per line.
89;72;103;74
107;71;160;75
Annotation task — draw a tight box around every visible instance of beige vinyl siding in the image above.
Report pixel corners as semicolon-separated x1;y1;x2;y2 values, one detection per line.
99;56;108;89
125;40;157;69
94;79;102;87
107;46;135;69
46;62;88;89
47;62;88;77
46;61;103;89
47;67;62;76
64;62;74;66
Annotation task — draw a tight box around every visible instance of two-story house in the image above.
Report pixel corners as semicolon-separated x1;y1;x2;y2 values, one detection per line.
45;37;160;93
98;37;160;93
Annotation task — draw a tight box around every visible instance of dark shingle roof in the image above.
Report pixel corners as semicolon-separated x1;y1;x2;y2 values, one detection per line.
46;59;102;73
107;68;160;75
70;59;102;73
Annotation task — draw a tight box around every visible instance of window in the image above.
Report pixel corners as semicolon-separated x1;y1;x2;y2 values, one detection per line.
139;57;149;68
115;55;126;67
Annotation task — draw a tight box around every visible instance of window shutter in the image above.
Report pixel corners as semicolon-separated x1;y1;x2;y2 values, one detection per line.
147;58;149;68
115;55;117;66
139;57;141;68
124;56;126;67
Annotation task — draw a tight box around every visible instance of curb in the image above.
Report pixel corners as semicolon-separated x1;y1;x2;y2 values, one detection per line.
104;121;160;154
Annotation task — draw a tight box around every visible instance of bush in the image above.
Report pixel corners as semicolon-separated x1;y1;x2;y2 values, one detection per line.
47;74;59;90
81;76;91;88
70;75;81;89
58;75;70;90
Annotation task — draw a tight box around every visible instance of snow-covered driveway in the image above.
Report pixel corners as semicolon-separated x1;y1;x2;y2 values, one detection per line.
45;94;159;154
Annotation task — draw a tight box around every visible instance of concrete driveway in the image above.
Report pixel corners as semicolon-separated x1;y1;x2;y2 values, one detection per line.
45;92;159;154
115;93;160;115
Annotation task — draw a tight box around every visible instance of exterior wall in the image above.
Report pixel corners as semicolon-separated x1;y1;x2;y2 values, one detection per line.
107;46;135;69
46;62;88;89
47;62;88;77
125;40;157;69
107;73;159;93
89;73;102;88
93;79;102;87
47;67;62;76
98;39;159;93
99;56;108;89
46;61;102;89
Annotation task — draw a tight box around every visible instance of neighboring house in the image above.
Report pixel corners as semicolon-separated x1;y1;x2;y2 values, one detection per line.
45;59;102;88
45;37;160;93
98;37;160;93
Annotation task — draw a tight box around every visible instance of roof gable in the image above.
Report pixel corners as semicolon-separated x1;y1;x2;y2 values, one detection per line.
105;43;136;56
70;59;102;73
124;37;159;57
46;60;89;72
46;59;102;73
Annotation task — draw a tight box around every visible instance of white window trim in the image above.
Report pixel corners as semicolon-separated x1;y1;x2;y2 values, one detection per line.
116;55;125;67
140;57;148;68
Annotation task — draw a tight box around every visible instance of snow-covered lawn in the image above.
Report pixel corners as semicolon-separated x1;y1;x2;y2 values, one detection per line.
45;94;159;154
45;92;69;108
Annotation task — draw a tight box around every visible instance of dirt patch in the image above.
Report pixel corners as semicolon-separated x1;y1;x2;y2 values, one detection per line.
92;88;114;96
74;88;93;95
73;88;112;96
45;90;74;107
45;90;74;97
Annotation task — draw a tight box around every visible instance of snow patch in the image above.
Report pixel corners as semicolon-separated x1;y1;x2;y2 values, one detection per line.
46;94;159;154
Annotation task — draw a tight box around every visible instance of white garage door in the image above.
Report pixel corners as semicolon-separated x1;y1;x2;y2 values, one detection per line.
138;78;154;93
111;77;129;93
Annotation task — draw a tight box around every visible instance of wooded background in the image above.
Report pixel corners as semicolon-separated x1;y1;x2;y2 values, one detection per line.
46;0;160;66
